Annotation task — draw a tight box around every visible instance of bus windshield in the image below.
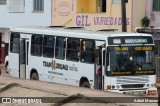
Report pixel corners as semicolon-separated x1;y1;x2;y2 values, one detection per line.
107;46;156;76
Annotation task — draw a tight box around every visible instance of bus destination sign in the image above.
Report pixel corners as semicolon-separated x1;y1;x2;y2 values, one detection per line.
108;36;153;45
125;39;147;44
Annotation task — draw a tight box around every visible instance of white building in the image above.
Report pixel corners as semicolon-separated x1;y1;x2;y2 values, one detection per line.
0;0;52;64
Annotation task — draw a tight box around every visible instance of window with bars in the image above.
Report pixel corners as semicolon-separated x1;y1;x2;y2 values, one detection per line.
33;0;44;12
153;0;160;11
0;0;6;5
97;0;106;12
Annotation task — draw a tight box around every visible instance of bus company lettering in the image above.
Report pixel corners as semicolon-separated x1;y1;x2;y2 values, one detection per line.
69;66;78;71
112;71;131;75
125;39;147;44
56;63;68;70
114;47;128;51
43;61;68;71
136;70;154;74
135;46;152;51
48;71;63;76
43;61;52;67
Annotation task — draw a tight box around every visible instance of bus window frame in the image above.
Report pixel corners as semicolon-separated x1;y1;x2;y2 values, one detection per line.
55;37;66;60
80;39;95;64
66;37;80;62
31;34;43;57
43;35;55;58
10;32;20;54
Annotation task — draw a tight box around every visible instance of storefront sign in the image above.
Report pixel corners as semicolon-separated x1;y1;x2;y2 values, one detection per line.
76;15;130;27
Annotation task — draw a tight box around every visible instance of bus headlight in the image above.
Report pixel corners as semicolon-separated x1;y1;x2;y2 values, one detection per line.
146;84;149;87
112;85;115;89
116;85;120;89
151;84;154;87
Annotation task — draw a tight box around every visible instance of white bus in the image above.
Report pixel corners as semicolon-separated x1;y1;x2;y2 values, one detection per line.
8;26;157;95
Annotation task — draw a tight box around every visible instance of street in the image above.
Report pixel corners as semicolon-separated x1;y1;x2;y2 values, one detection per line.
0;66;158;106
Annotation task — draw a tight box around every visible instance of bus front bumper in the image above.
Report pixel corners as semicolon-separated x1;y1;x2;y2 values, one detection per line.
122;88;157;95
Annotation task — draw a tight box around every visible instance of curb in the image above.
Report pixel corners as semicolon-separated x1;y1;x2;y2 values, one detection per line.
0;83;20;93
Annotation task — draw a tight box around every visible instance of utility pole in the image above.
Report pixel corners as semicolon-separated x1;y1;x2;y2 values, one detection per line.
121;0;128;32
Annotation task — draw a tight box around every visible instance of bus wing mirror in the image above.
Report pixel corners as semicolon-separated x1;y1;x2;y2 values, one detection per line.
106;48;110;66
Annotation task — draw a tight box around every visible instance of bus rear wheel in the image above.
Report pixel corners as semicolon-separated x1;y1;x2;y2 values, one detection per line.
82;81;90;88
31;72;39;80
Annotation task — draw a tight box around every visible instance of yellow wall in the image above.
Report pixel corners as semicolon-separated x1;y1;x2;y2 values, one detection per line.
77;0;88;12
88;0;97;13
52;0;145;32
132;0;145;32
77;0;97;13
52;0;73;26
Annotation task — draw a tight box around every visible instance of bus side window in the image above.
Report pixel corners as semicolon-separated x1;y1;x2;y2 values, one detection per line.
66;38;80;62
43;35;55;58
31;34;43;56
55;37;66;59
81;40;95;63
10;33;20;53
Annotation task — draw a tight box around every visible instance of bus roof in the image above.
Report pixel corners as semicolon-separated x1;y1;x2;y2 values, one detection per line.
10;26;153;40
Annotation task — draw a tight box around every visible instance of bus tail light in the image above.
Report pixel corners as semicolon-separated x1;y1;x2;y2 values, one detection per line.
148;90;156;95
107;85;111;90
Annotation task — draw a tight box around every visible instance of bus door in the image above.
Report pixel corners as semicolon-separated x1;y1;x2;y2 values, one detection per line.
95;47;105;90
19;38;29;79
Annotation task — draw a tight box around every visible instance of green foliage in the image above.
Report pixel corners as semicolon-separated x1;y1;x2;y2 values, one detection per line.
141;16;150;27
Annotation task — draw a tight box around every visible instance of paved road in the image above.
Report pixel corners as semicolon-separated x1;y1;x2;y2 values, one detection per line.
0;66;158;106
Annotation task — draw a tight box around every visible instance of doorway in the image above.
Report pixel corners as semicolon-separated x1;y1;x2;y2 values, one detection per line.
19;39;29;79
95;47;105;90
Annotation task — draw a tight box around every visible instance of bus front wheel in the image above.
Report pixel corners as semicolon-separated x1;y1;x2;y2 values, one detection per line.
82;81;90;88
31;72;39;80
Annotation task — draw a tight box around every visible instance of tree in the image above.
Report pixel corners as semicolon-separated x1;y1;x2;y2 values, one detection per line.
141;16;150;28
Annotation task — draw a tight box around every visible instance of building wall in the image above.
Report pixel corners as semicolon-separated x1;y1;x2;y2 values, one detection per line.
0;0;52;64
52;0;145;32
146;0;160;27
132;0;146;32
0;0;52;27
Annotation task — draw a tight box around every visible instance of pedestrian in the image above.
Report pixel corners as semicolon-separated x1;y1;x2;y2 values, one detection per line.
97;66;102;89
